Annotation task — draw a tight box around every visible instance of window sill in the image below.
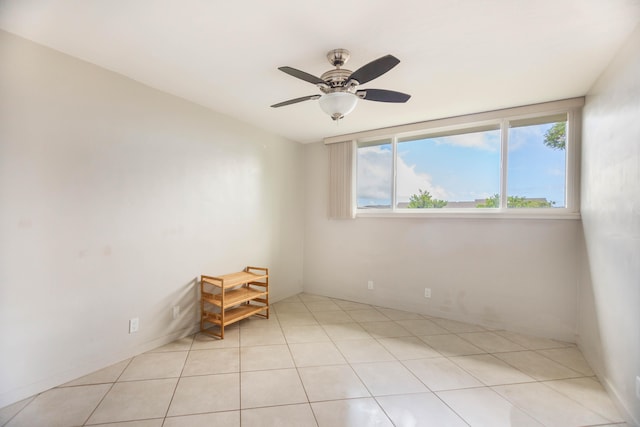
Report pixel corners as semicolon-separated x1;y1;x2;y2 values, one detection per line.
356;209;581;220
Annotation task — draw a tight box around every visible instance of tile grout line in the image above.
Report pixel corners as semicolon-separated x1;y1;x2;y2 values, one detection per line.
159;334;194;425
5;292;619;427
0;395;38;427
428;389;477;427
282;324;320;427
81;356;135;426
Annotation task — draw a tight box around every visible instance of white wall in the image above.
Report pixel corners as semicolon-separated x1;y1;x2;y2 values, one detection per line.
0;30;304;407
579;25;640;425
303;141;582;341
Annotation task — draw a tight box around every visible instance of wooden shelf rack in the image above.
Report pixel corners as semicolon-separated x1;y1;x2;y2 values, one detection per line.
200;266;269;339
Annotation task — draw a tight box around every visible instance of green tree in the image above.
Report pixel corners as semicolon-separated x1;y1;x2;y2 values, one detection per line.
476;194;500;208
476;194;555;208
543;122;566;150
407;189;448;208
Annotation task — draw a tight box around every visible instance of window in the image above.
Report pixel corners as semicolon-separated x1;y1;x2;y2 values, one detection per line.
395;124;501;209
507;115;567;208
356;139;392;208
342;99;581;217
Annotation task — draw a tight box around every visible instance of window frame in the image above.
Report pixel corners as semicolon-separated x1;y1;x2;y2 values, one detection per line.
326;98;583;219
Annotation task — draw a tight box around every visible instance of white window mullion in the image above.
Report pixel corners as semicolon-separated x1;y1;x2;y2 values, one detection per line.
392;136;398;211
500;119;509;209
566;109;580;212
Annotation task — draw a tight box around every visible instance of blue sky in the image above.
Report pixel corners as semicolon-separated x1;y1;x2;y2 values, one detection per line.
357;122;566;208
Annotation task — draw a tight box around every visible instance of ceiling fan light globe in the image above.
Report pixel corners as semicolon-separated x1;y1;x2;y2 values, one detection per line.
318;92;358;121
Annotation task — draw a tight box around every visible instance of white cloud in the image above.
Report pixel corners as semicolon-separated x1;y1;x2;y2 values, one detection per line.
508;125;546;151
396;158;448;202
357;146;449;204
434;131;500;151
357;146;392;202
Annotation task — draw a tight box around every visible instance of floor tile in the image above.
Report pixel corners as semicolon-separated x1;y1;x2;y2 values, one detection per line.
191;328;239;349
240;327;286;346
494;330;572;350
87;378;177;424
359;321;413;338
239;314;280;329
493;382;610;426
543;377;624;423
376;308;425;320
312;398;393;427
8;292;626;427
352;361;428;396
450;354;536;386
536;347;595;376
305;301;342;312
0;397;35;426
457;331;527;353
299;293;332;302
312;310;354;324
242;403;317;427
593;424;631;427
241;369;307;409
5;384;110;427
62;358;131;386
322;323;371;340
87;419;164;427
376;392;468;427
118;351;187;381
430;318;486;333
289;341;347;367
147;336;194;352
494;350;583;380
334;339;395;363
276;311;320;327
167;373;239;416
163;411;239;427
240;344;294;371
378;336;441;360
282;325;331;343
419;334;485;356
333;300;373;310
403;357;483;391
298;365;370;401
348;309;390;322
278;294;302;303
273;302;310;313
182;348;239;376
437;387;543;427
395;319;449;336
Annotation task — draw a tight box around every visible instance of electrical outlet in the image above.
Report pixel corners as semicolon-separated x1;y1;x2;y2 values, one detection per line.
636;376;640;400
129;317;139;334
367;280;374;290
172;305;180;319
424;288;431;298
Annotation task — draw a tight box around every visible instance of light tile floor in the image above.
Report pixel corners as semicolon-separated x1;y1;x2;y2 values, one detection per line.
0;293;629;427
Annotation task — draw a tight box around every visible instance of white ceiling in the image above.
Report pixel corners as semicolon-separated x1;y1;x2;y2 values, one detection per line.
1;0;639;143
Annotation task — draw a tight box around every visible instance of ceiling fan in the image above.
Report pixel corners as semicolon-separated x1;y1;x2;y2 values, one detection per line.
271;49;411;121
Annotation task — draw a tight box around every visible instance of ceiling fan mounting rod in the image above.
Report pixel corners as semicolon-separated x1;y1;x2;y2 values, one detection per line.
327;48;350;67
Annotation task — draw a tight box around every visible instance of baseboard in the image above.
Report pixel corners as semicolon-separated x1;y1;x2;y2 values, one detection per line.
304;286;576;343
578;342;640;427
601;375;640;427
0;323;199;409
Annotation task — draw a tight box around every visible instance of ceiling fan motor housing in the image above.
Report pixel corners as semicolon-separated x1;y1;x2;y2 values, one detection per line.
320;69;354;90
321;49;356;90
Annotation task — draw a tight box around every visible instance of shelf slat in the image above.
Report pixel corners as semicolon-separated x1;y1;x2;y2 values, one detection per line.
202;287;267;308
203;304;267;326
202;271;268;289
